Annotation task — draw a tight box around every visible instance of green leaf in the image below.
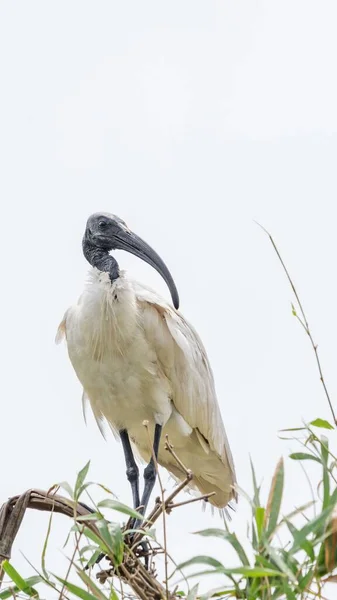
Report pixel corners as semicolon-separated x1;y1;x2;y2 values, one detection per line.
250;456;261;507
264;543;296;582
96;519;114;553
176;560;284;580
298;567;314;591
57;481;74;499
176;555;224;572
280;501;316;524
97;498;144;520
1;561;39;597
86;549;102;569
193;529;250;565
266;458;284;538
310;418;334;430
320;437;331;511
286;520;315;560
289;452;321;463
79;544;98;556
229;566;285;577
82;526;110;555
282;580;297;600
279;427;306;432
76;512;102;521
255;507;265;541
199;587;234;600
109;591;119;600
289;505;335;554
54;576;102;600
0;576;42;599
75;567;109;600
109;522;124;565
186;583;199;600
75;461;91;500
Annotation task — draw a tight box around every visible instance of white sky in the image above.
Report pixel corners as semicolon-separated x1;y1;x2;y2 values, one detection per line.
1;1;337;597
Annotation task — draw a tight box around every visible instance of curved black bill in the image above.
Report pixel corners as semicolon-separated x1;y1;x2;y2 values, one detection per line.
114;230;179;309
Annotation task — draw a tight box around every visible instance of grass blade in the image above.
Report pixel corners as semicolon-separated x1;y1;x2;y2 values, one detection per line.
265;458;284;539
98;498;143;520
55;576;103;600
194;529;250;565
75;461;91;500
0;576;42;599
1;561;39;597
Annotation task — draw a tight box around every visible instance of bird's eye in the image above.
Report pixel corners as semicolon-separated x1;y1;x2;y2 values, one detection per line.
98;221;107;230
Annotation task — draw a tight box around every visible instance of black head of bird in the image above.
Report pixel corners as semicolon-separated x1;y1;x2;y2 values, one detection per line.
82;212;179;310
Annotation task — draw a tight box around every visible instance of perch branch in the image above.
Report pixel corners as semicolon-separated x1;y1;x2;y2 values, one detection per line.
0;442;209;600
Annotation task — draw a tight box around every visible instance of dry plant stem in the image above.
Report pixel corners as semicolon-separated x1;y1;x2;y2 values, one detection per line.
0;490;170;600
59;530;83;600
257;222;337;426
140;443;193;531
164;436;190;475
167;491;215;510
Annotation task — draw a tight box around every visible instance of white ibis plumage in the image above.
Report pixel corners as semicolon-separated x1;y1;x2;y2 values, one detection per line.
57;213;236;520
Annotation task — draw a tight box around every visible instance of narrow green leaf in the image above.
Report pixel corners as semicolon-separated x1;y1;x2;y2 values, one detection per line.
96;519;114;553
0;576;42;599
255;507;265;541
250;456;261;507
251;521;258;551
289;505;335;554
193;529;250;565
75;567;109;600
98;498;144;520
279;427;306;432
286;520;315;560
109;522;124;565
82;526;110;555
266;458;284;538
280;501;316;523
57;481;74;499
298;567;314;591
79;544;98;556
282;580;297;600
264;543;296;582
76;512;102;521
1;561;39;597
54;576;101;600
225;566;285;577
289;452;321;463
109;590;119;600
75;461;91;500
199;587;234;600
177;563;284;579
310;418;334;430
176;555;224;572
320;435;330;510
186;583;199;600
86;549;102;569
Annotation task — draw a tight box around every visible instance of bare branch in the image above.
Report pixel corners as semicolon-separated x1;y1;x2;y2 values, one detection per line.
257;222;337;425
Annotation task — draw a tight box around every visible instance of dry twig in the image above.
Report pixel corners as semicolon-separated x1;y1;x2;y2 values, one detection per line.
0;441;209;600
257;222;337;425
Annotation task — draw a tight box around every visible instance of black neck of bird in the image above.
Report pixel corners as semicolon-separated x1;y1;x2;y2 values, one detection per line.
82;237;120;283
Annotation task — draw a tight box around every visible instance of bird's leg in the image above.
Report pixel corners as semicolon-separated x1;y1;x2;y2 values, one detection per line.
120;429;140;510
119;429;151;570
134;423;162;530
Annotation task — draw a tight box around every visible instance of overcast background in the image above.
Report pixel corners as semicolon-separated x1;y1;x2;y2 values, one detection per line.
1;1;337;597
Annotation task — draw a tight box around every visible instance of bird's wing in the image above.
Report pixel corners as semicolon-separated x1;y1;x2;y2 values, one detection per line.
133;281;236;478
